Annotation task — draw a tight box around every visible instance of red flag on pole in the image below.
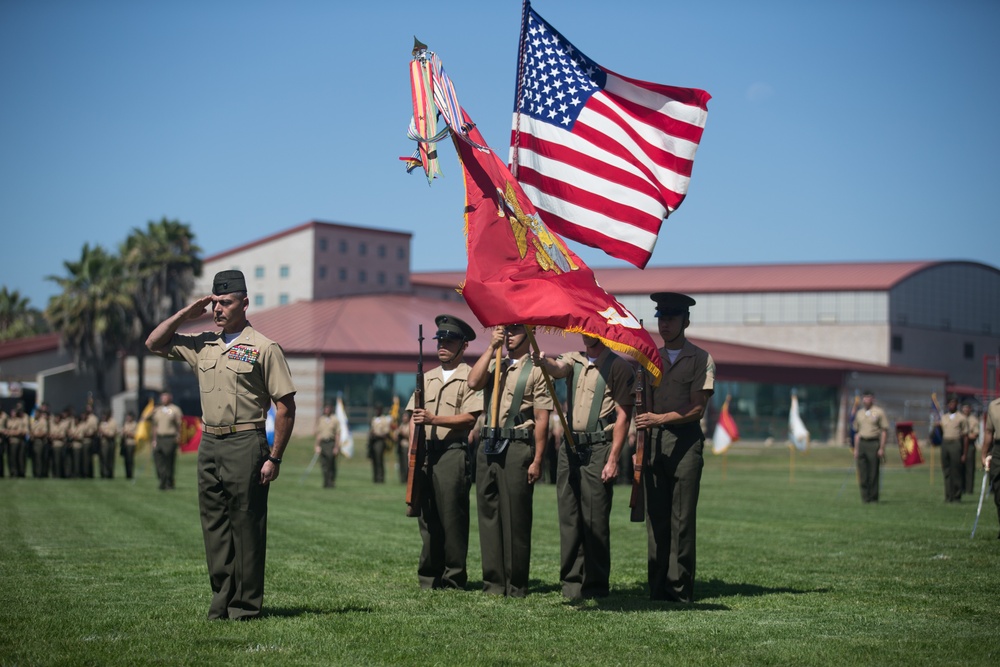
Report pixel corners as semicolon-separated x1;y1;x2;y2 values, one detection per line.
895;421;924;467
455;113;663;383
510;1;711;268
180;416;203;453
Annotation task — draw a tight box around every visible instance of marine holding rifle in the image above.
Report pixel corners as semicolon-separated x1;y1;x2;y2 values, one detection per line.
633;292;715;603
405;315;483;590
467;324;553;597
532;334;634;599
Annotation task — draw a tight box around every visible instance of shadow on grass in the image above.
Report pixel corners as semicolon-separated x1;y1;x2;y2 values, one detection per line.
563;578;827;612
260;605;375;618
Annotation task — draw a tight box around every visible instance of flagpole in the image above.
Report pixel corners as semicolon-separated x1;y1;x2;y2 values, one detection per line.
722;451;727;482
490;346;503;429
929;442;934;486
789;444;795;484
524;326;578;454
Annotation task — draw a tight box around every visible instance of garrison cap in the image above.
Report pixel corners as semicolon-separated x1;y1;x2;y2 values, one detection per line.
213;270;247;295
651;292;696;317
434;314;476;342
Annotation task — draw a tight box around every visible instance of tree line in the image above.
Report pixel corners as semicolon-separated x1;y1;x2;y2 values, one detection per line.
2;218;202;408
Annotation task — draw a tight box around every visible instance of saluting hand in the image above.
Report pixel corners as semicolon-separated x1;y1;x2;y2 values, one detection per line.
182;295;214;321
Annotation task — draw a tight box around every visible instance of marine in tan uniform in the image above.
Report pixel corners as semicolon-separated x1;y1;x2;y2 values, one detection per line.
98;410;119;479
405;315;484;590
49;410;71;479
69;412;87;478
315;403;341;488
935;397;968;502
368;405;392;483
534;334;634;599
961;403;980;495
121;412;138;479
0;408;7;478
29;403;51;478
981;398;1000;538
852;390;889;503
634;293;715;603
150;393;183;490
468;324;553;597
81;406;99;478
147;269;296;621
6;403;29;478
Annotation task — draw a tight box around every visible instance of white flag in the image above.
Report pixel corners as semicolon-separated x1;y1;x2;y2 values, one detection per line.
789;393;810;451
336;396;353;458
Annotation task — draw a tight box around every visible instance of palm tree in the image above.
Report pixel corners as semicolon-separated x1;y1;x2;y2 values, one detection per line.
45;244;135;408
120;218;202;402
0;287;48;341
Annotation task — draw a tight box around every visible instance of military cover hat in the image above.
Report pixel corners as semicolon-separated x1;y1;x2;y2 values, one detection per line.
651;292;696;317
434;314;476;341
213;270;247;295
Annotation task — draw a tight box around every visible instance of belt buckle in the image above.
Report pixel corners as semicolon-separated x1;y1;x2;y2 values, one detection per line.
228;425;237;434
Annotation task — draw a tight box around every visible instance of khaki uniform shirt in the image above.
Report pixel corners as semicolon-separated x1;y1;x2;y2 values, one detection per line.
853;406;889;439
406;362;484;442
940;411;967;441
70;420;88;443
122;420;138;445
0;413;6;435
82;413;99;438
316;414;341;441
651;341;715;415
166;324;296;427
485;355;553;430
151;404;183;437
370;414;393;438
99;418;119;438
30;414;50;439
7;414;28;438
984;399;1000;450
50;418;70;443
559;349;634;433
965;413;980;441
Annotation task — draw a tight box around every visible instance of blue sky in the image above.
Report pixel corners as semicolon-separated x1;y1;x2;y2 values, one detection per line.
2;0;998;309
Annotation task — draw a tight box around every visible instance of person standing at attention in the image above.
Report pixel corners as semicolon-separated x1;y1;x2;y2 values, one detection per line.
532;334;634;599
315;403;341;489
146;269;296;621
935;396;968;502
852;390;889;503
467;324;552;598
150;392;183;490
634;293;715;603
406;314;483;590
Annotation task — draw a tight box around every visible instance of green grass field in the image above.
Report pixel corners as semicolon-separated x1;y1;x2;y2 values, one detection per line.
1;440;995;666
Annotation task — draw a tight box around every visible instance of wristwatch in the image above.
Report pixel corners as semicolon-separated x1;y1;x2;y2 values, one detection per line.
267;455;282;465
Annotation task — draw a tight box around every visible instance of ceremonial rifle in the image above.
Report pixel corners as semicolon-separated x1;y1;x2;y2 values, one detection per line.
629;323;649;523
405;325;426;517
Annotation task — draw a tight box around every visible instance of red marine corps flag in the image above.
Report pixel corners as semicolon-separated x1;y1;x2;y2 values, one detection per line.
509;1;711;268
895;421;924;467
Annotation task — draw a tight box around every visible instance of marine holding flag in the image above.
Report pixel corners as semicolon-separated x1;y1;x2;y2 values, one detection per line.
510;1;710;269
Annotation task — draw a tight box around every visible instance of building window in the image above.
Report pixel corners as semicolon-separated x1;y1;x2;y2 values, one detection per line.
279;293;289;305
339;240;348;253
279;265;289;278
378;244;386;258
254;294;264;307
377;271;386;285
397;246;406;260
339;268;347;281
396;274;405;287
359;270;367;283
318;266;327;279
359;242;367;256
319;238;328;251
964;342;974;359
255;266;265;279
891;335;903;352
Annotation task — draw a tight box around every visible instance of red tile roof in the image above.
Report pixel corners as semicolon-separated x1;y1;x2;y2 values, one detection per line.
177;296;939;381
0;332;60;361
412;260;953;294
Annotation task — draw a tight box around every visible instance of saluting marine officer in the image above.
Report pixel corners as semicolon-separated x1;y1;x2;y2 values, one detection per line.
147;269;296;621
406;315;483;590
634;293;715;603
533;334;634;599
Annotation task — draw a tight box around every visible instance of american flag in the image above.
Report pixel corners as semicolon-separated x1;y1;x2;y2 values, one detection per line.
510;2;711;269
